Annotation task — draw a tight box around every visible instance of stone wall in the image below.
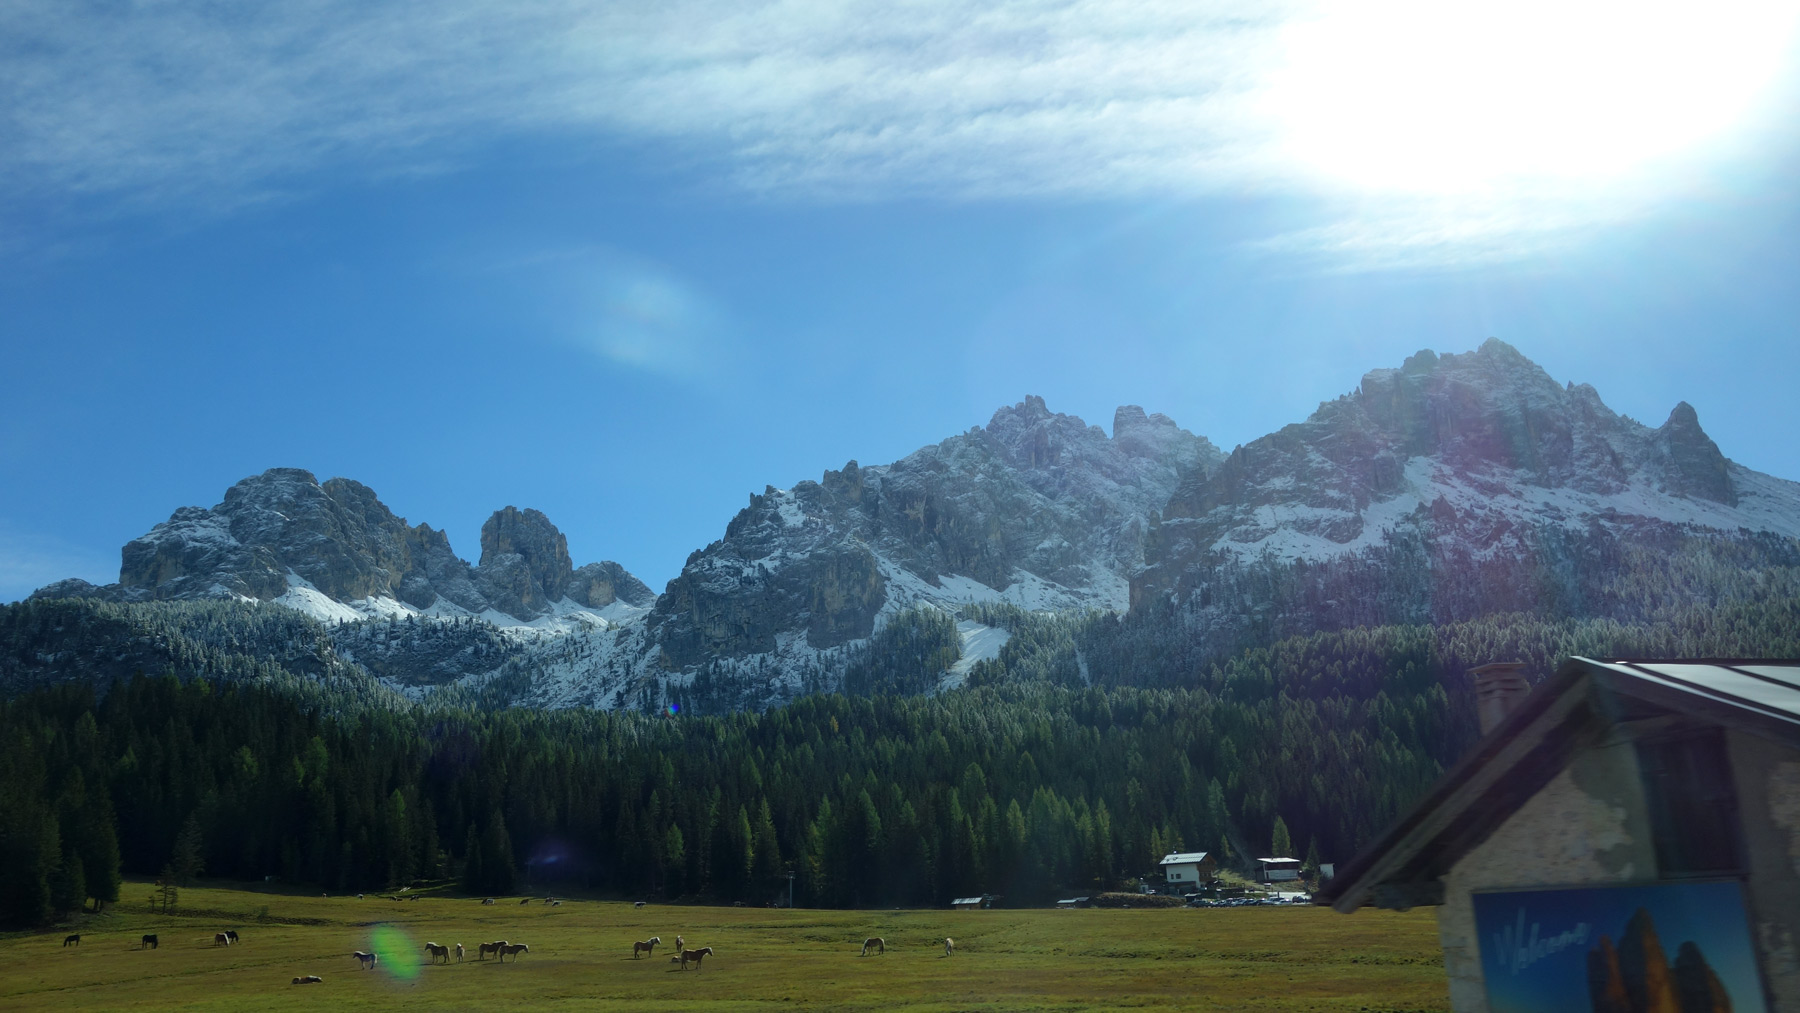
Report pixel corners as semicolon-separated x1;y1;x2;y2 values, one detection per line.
1435;741;1656;1012
1727;730;1800;1010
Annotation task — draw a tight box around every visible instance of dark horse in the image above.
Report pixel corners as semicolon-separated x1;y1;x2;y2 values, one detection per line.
63;934;80;947
141;934;158;949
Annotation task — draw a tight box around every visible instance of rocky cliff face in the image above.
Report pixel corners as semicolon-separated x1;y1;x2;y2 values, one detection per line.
21;341;1800;713
645;396;1221;685
38;469;649;628
1132;340;1800;643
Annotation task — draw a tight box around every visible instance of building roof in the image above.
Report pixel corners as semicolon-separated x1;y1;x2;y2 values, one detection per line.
1255;857;1300;865
1318;658;1800;914
950;896;988;905
1158;851;1211;866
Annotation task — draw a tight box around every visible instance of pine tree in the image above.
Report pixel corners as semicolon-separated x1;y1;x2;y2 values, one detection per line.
482;811;516;895
461;825;485;895
1270;815;1293;859
171;813;205;886
51;852;86;915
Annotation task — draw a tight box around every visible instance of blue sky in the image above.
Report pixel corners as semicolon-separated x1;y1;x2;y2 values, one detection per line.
3;1;1799;601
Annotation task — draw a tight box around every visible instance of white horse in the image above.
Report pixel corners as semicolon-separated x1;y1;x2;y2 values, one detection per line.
455;943;465;962
292;975;323;984
944;937;955;957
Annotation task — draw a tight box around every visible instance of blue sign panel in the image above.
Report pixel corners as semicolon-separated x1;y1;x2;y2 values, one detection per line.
1472;881;1766;1013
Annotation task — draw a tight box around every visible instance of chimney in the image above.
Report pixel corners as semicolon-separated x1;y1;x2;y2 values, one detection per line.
1471;663;1531;735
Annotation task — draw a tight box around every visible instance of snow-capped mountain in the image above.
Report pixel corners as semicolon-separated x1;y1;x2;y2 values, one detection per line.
636;396;1221;706
18;340;1800;711
1135;339;1800;646
34;468;654;630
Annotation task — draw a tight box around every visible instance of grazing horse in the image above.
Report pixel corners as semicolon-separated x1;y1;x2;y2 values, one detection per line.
424;942;450;964
292;975;323;984
478;941;507;960
225;930;240;944
455;943;465;962
141;934;158;949
633;900;646;908
63;934;80;947
214;933;232;946
679;947;713;971
499;943;529;962
519;898;531;906
860;937;884;956
482;897;495;905
354;951;377;970
632;937;661;959
944;937;955;957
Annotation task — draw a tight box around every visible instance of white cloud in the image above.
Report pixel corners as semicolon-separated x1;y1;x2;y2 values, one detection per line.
3;0;1796;264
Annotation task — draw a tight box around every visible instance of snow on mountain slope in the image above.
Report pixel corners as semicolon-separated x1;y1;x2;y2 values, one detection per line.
635;396;1220;709
1135;340;1800;638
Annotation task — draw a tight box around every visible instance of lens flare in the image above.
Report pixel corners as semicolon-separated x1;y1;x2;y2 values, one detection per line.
369;924;420;981
665;702;681;717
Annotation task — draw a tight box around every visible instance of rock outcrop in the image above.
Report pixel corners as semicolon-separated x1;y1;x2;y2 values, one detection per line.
35;469;648;625
646;396;1221;681
1133;340;1800;640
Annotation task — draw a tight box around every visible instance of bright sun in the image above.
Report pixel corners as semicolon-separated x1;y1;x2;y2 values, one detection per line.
1271;0;1800;194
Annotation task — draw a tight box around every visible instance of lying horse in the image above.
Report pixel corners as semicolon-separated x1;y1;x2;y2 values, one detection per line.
424;942;450;964
632;937;661;959
499;943;530;962
679;947;714;971
860;937;884;956
292;975;323;985
63;934;80;947
354;951;378;970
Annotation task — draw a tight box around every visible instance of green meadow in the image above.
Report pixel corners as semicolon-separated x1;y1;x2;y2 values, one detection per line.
2;882;1449;1012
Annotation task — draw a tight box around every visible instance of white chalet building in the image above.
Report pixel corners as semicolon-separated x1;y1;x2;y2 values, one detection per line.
1158;851;1217;891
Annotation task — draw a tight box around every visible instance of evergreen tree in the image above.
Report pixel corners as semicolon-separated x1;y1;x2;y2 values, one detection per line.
51;852;85;916
1270;815;1293;859
171;813;205;886
461;825;485;895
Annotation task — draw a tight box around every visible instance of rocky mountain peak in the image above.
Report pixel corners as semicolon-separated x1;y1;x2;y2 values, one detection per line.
1655;401;1735;505
39;471;648;625
479;506;574;615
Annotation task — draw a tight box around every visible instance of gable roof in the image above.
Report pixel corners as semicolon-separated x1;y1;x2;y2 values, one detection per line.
1159;852;1211;866
1317;657;1800;914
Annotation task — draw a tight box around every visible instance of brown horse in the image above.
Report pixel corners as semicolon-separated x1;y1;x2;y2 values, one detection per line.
424;942;450;964
499;943;530;962
632;937;661;959
62;934;80;947
679;947;714;971
860;937;884;956
478;940;507;960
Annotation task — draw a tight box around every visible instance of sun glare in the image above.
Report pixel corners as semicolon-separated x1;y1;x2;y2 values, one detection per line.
1271;0;1800;194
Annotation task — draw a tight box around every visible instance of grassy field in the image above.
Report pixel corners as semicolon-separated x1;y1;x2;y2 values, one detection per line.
1;881;1449;1012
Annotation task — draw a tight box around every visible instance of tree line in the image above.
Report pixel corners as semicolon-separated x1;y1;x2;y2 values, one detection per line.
4;590;1797;925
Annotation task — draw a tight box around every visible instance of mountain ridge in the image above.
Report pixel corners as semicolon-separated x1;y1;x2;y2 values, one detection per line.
23;340;1800;710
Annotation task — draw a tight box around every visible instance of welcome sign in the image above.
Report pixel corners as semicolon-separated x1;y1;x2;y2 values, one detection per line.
1471;881;1767;1013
